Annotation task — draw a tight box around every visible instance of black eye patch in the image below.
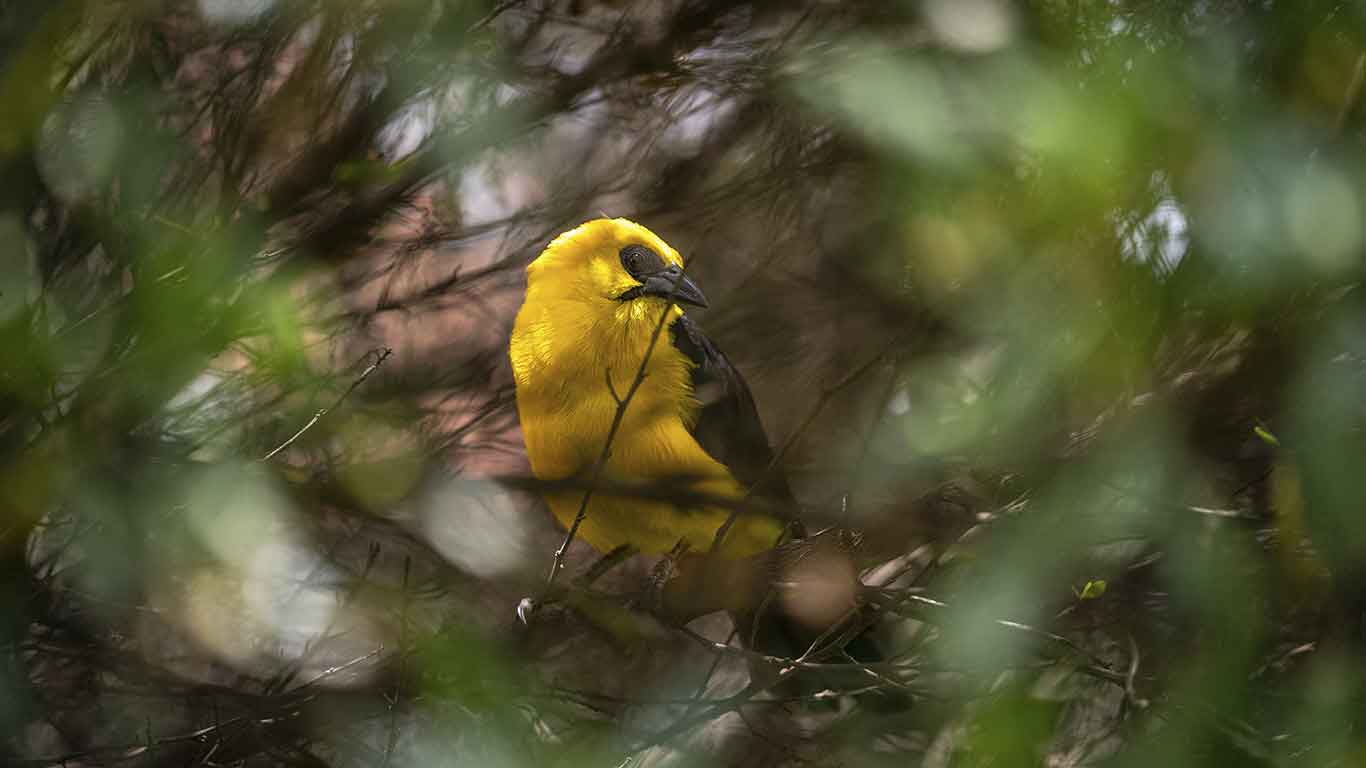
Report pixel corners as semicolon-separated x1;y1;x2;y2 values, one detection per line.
620;244;666;277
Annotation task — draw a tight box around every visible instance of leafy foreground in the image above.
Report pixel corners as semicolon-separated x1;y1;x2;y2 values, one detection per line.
3;1;1366;766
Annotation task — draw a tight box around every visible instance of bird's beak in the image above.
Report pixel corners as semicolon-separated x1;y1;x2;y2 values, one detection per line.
640;265;709;308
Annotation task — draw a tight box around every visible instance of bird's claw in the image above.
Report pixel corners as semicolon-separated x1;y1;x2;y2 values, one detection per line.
516;597;539;625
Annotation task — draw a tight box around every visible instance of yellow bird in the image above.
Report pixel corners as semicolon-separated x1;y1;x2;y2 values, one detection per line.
509;218;795;562
509;220;899;700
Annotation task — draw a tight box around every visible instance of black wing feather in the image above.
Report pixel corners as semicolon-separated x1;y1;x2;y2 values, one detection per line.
670;318;893;680
670;315;796;509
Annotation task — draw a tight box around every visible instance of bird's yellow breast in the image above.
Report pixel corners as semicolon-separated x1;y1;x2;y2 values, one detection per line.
510;294;783;557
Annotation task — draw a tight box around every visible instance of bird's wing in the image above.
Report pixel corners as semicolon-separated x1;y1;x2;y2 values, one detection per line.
669;314;797;510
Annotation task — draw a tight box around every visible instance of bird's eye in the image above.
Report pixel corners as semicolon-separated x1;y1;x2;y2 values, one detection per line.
620;244;665;277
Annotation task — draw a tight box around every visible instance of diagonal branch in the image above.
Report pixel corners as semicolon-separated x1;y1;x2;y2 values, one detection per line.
261;347;393;461
541;266;700;593
708;336;901;552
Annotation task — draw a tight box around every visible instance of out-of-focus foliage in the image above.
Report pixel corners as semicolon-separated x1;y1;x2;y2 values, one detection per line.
4;0;1366;765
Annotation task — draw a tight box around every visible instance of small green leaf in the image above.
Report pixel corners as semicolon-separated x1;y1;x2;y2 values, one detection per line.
1254;424;1280;446
1075;580;1107;600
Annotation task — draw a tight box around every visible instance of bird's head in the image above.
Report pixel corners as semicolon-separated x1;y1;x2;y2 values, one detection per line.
525;218;708;312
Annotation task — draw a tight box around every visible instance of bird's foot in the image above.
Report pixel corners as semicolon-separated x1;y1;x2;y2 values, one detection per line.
642;538;691;614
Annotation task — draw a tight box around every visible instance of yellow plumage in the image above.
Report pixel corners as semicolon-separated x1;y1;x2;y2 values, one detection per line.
509;219;784;557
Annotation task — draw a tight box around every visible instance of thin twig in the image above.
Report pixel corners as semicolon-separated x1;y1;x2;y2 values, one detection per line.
261;347;393;461
633;599;897;756
1104;481;1261;522
497;473;787;519
1336;52;1366;135
470;0;523;31
543;269;696;591
709;338;900;553
885;593;1129;686
381;556;412;768
677;626;911;675
290;646;386;692
15;714;247;767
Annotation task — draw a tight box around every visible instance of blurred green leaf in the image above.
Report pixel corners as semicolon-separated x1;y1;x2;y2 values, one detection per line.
1074;579;1106;600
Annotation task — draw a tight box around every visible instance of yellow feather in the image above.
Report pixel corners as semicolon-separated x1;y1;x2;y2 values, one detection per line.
509;219;784;556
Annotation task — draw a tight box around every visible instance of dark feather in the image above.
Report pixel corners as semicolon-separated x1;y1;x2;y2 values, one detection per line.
669;316;900;706
669;314;796;511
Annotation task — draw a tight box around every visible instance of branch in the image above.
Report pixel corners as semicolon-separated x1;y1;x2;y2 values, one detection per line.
261;347;393;461
883;593;1130;687
541;266;701;593
709;337;900;552
496;473;790;520
1336;51;1366;136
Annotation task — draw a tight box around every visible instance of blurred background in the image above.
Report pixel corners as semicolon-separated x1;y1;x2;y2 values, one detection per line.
4;0;1366;765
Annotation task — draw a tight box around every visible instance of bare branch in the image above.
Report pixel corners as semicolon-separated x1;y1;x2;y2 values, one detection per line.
261;347;393;462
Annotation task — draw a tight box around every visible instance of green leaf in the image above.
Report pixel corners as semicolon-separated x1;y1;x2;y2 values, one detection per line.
1075;580;1107;600
1254;425;1280;447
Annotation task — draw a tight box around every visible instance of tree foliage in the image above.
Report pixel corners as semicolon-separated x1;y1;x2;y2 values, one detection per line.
3;0;1366;765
